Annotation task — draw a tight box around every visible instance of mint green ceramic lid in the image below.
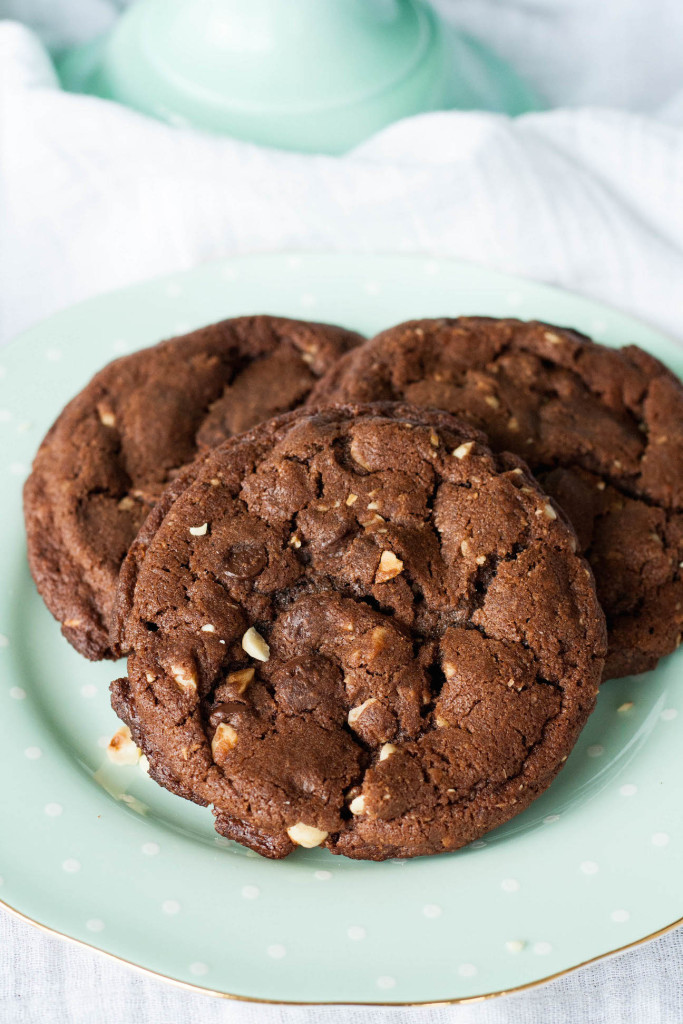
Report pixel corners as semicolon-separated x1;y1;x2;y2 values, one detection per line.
57;0;540;153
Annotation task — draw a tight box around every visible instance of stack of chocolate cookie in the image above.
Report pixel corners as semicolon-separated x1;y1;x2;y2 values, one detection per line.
24;312;683;861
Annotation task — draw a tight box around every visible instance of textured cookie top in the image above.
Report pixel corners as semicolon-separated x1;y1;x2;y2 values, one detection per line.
23;316;362;660
113;403;605;861
310;318;683;678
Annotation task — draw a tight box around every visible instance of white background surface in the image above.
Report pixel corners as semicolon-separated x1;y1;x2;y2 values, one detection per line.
1;2;683;1021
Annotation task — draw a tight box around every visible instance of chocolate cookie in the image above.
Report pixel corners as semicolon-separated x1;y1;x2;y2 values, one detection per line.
23;316;363;660
111;403;605;861
311;318;683;679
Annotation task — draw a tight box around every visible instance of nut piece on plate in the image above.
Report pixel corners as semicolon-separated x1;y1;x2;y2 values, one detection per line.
107;726;141;766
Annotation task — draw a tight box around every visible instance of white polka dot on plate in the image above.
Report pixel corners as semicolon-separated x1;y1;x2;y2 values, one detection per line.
458;963;477;977
661;709;678;722
45;348;62;361
164;282;182;298
591;319;607;335
25;747;42;760
652;832;670;847
347;926;366;941
0;634;9;648
423;904;442;918
241;885;259;900
80;684;97;698
222;266;238;280
9;687;26;700
423;260;439;275
267;944;286;959
543;814;560;824
44;803;62;817
62;859;80;873
314;870;332;881
299;293;315;308
86;919;104;932
620;784;637;797
376;976;396;990
97;736;110;749
10;462;27;476
506;290;522;307
0;365;6;378
0;876;4;886
580;861;599;875
142;842;160;856
611;909;630;923
0;410;11;422
174;322;190;334
112;339;130;354
162;900;180;915
533;942;552;955
189;962;209;976
364;281;380;295
286;256;302;270
587;744;604;758
501;879;520;892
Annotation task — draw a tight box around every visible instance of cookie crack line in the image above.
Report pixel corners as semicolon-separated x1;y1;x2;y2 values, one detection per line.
111;402;604;861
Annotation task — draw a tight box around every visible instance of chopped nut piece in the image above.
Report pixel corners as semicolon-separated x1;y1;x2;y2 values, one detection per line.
617;701;634;713
212;723;238;759
170;663;198;694
107;726;141;766
379;743;397;761
511;468;524;476
544;331;561;345
375;550;404;583
349;795;366;816
316;504;330;512
460;540;471;556
226;667;255;694
301;352;315;365
346;493;358;506
201;624;216;633
286;822;329;848
596;481;606;490
475;554;486;565
242;626;270;662
64;618;82;628
117;496;135;511
97;405;116;427
348;697;378;727
429;431;440;447
289;534;302;549
367;500;380;511
453;442;474;459
189;522;208;536
484;395;500;410
350;439;372;470
145;672;156;683
535;503;557;520
210;477;221;486
508;417;519;431
435;715;450;728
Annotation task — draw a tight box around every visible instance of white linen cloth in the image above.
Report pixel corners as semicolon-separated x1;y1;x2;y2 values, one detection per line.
1;2;683;1021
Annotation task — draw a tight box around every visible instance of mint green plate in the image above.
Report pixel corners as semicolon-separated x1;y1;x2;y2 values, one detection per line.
0;254;681;1005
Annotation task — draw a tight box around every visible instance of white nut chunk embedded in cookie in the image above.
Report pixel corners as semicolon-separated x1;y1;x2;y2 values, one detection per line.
107;725;141;766
226;667;255;694
347;697;378;727
286;822;329;848
349;795;366;815
169;662;198;694
379;743;397;761
211;723;238;759
375;550;404;583
241;626;270;662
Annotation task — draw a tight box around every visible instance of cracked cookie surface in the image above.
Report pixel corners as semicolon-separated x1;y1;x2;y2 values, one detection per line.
23;315;363;660
311;318;683;679
111;403;605;861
